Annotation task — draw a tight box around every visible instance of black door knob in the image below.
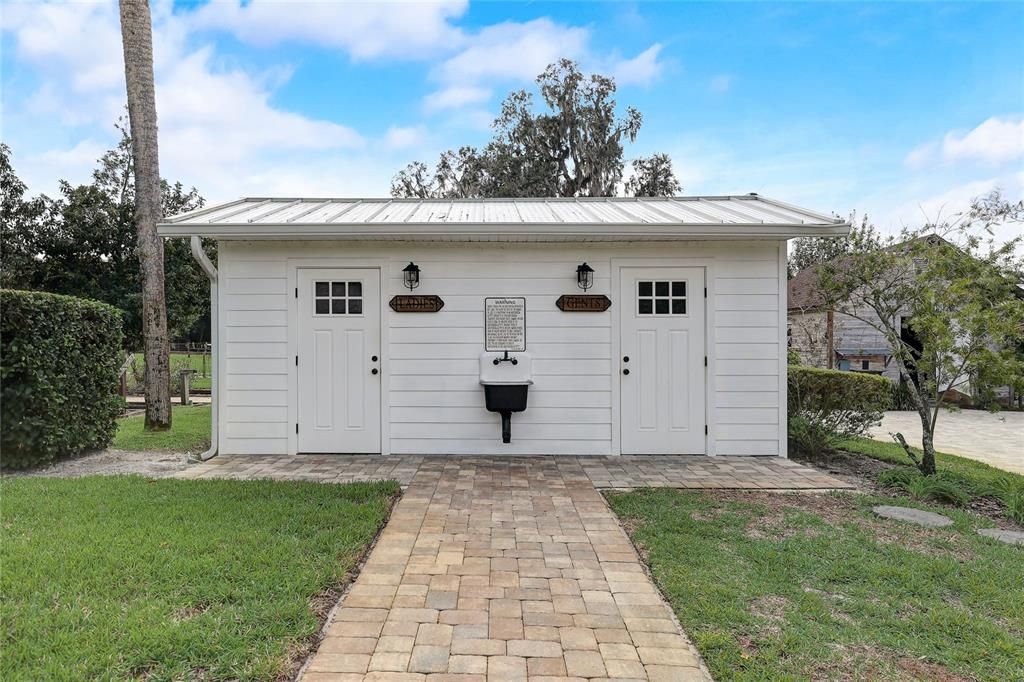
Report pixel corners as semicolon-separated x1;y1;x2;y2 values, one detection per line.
371;368;379;375
371;355;378;362
622;368;630;375
623;356;629;362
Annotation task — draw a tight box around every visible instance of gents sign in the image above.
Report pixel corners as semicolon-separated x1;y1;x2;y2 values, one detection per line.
484;297;526;352
389;295;445;313
556;294;612;312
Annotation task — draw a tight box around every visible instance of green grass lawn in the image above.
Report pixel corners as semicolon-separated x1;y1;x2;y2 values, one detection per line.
608;488;1024;682
840;437;1024;521
840;436;1023;490
114;405;211;452
127;353;212;391
0;476;399;681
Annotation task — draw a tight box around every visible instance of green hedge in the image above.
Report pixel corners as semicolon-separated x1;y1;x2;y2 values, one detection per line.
788;365;892;456
1;290;124;469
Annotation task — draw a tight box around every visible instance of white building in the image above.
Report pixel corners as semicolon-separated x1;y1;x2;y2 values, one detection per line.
159;195;848;458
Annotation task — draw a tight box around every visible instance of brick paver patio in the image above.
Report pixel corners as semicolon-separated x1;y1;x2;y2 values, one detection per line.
175;457;847;680
175;454;848;490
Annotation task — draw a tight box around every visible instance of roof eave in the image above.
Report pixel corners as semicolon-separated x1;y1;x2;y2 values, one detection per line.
157;222;850;240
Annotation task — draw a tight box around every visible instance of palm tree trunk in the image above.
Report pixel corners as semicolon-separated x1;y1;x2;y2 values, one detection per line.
119;0;171;430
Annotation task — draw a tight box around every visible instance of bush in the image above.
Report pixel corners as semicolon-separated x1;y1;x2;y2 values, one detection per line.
788;365;891;456
877;467;971;506
1;289;124;469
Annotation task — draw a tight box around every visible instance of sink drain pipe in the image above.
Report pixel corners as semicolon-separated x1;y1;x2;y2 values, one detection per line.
190;235;218;461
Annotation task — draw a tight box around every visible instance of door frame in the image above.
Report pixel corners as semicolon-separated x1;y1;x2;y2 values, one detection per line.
611;258;715;456
287;260;387;455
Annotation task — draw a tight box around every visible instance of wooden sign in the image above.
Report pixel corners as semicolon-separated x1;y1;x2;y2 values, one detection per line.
389;295;445;313
556;294;612;312
485;297;526;352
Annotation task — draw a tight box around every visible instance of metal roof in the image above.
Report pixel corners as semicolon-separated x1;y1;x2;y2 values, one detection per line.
159;195;849;241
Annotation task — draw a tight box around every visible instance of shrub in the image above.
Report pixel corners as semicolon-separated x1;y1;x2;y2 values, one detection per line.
1;289;124;469
877;467;971;507
788;365;892;456
905;475;970;506
1004;489;1024;524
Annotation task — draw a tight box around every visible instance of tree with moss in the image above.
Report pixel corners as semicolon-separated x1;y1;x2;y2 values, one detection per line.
392;59;680;198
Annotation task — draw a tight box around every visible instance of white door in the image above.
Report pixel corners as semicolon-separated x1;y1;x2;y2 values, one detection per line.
297;268;381;453
620;267;706;454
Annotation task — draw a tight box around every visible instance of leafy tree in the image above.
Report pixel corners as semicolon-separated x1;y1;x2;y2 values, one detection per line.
788;212;882;277
1;143;51;288
818;191;1024;475
626;153;681;197
392;59;679;198
0;128;211;350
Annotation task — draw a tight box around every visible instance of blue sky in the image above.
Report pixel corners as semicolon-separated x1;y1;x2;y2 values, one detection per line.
2;1;1022;239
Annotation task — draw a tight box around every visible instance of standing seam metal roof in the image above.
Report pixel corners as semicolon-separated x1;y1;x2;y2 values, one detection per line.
164;195;843;227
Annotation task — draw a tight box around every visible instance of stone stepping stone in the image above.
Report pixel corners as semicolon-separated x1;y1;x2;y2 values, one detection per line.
872;505;953;528
976;528;1024;546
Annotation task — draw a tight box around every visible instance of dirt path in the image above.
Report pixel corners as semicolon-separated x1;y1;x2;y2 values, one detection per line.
6;449;196;479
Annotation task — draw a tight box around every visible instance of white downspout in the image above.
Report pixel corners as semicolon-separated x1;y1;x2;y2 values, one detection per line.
190;235;218;461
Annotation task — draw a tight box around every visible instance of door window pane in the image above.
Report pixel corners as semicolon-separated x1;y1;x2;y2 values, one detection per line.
637;279;688;316
314;280;364;316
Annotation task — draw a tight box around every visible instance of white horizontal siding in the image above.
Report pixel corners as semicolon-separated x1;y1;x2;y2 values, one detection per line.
383;254;613;454
219;251;291;455
216;240;786;457
712;252;783;456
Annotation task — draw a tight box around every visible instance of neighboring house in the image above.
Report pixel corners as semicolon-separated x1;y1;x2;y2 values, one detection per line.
788;265;901;379
159;195;847;457
787;244;1023;405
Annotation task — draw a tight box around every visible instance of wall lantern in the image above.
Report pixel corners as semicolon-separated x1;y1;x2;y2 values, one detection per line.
402;262;420;291
576;262;594;291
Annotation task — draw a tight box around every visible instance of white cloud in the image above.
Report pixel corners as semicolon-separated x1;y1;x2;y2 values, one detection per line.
877;172;1024;236
608;44;665;87
423;85;492;112
383;126;426;149
905;116;1024;168
2;0;370;200
709;74;733;93
422;20;663;114
186;0;468;60
942;116;1024;165
433;18;588;84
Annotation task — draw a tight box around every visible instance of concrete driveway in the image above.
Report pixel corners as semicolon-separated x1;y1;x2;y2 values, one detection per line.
870;410;1024;474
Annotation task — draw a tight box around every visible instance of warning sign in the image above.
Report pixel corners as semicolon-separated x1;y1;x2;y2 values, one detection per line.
484;297;526;352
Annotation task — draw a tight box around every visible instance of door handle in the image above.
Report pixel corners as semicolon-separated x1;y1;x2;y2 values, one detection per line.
371;368;379;375
622;368;630;375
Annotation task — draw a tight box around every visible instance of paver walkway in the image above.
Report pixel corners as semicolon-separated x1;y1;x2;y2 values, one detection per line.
175;454;848;490
870;410;1024;474
175;456;847;681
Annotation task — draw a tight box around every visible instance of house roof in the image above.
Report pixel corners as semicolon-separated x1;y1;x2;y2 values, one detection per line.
158;195;849;241
788;264;828;311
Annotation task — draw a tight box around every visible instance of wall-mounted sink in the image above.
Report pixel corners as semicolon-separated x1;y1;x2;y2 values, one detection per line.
479;353;533;443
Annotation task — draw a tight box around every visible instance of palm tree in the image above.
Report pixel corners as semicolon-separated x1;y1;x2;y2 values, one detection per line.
119;0;171;430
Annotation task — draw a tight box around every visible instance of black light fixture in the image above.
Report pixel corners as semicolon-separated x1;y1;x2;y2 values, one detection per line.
576;262;594;291
402;262;420;291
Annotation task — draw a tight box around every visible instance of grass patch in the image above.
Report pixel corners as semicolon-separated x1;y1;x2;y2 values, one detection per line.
127;353;212;391
608;488;1024;682
842;437;1024;522
114;405;211;452
1;476;399;681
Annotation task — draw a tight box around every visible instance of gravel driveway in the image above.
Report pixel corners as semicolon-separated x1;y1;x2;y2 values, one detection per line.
870;410;1024;474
